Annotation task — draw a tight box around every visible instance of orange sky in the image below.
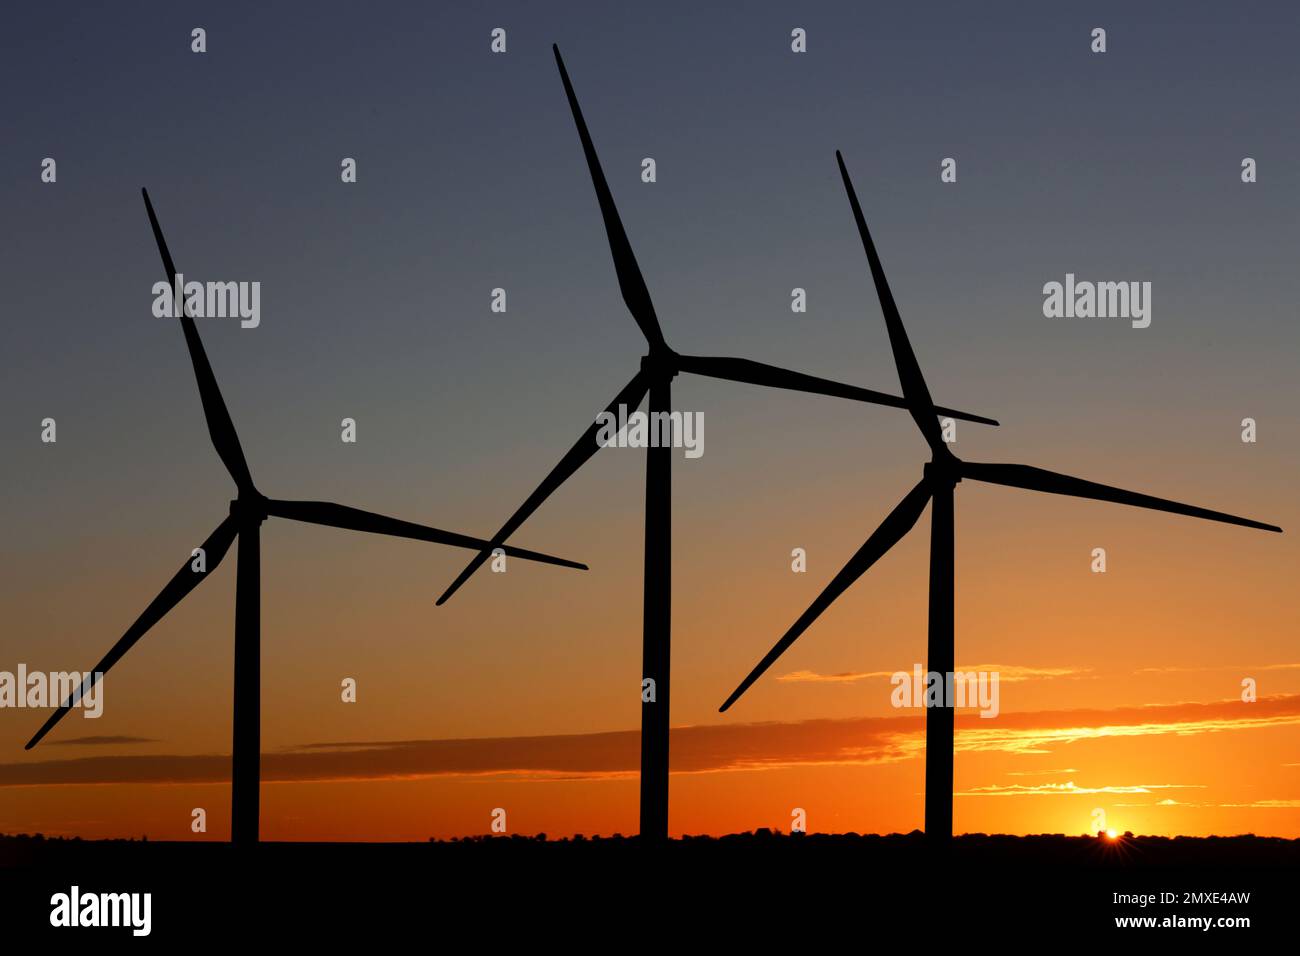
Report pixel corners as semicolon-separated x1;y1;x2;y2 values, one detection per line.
3;690;1298;841
4;450;1297;841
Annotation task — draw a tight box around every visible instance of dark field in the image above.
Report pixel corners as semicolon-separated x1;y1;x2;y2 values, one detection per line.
1;830;1292;940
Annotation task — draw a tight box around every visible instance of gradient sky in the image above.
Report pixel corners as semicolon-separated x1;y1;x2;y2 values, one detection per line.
1;1;1297;841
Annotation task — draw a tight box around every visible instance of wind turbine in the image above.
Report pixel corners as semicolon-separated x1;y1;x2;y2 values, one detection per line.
23;188;588;846
435;47;998;842
719;151;1283;843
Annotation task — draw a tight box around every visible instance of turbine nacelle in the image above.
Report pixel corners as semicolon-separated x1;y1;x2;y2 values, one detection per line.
230;495;268;524
640;349;681;381
923;453;961;486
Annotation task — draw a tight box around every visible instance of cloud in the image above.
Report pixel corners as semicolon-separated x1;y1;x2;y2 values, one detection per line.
1135;663;1300;674
4;694;1300;788
777;670;895;684
952;694;1300;756
777;664;1088;684
0;719;919;787
1116;797;1300;809
1005;768;1079;777
45;736;157;747
957;782;1204;797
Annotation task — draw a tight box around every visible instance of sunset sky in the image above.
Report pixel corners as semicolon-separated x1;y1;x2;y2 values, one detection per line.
1;1;1296;841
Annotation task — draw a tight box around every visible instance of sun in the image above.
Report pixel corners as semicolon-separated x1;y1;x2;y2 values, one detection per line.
1105;829;1118;840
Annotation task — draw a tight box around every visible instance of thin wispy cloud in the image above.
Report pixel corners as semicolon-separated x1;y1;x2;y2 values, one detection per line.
46;736;157;747
1135;663;1300;674
777;670;896;684
953;695;1300;756
1116;798;1300;809
777;664;1088;684
957;782;1204;797
1006;768;1079;777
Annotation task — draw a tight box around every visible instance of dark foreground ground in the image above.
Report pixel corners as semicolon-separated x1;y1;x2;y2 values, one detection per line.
1;831;1293;940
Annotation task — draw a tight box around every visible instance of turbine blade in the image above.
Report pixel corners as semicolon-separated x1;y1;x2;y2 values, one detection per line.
719;480;933;712
553;45;668;352
836;152;947;454
25;516;239;749
141;188;256;493
263;499;589;570
960;461;1283;533
437;368;651;605
676;354;999;427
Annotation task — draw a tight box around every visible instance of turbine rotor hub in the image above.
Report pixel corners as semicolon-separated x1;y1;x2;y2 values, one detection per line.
230;495;269;524
924;456;962;487
640;349;680;381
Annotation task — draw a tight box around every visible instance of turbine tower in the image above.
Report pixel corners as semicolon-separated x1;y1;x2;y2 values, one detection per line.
437;48;998;842
24;189;587;846
720;151;1282;843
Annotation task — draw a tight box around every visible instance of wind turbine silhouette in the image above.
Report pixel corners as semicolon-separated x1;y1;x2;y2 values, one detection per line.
720;151;1283;843
23;188;587;846
435;47;998;842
